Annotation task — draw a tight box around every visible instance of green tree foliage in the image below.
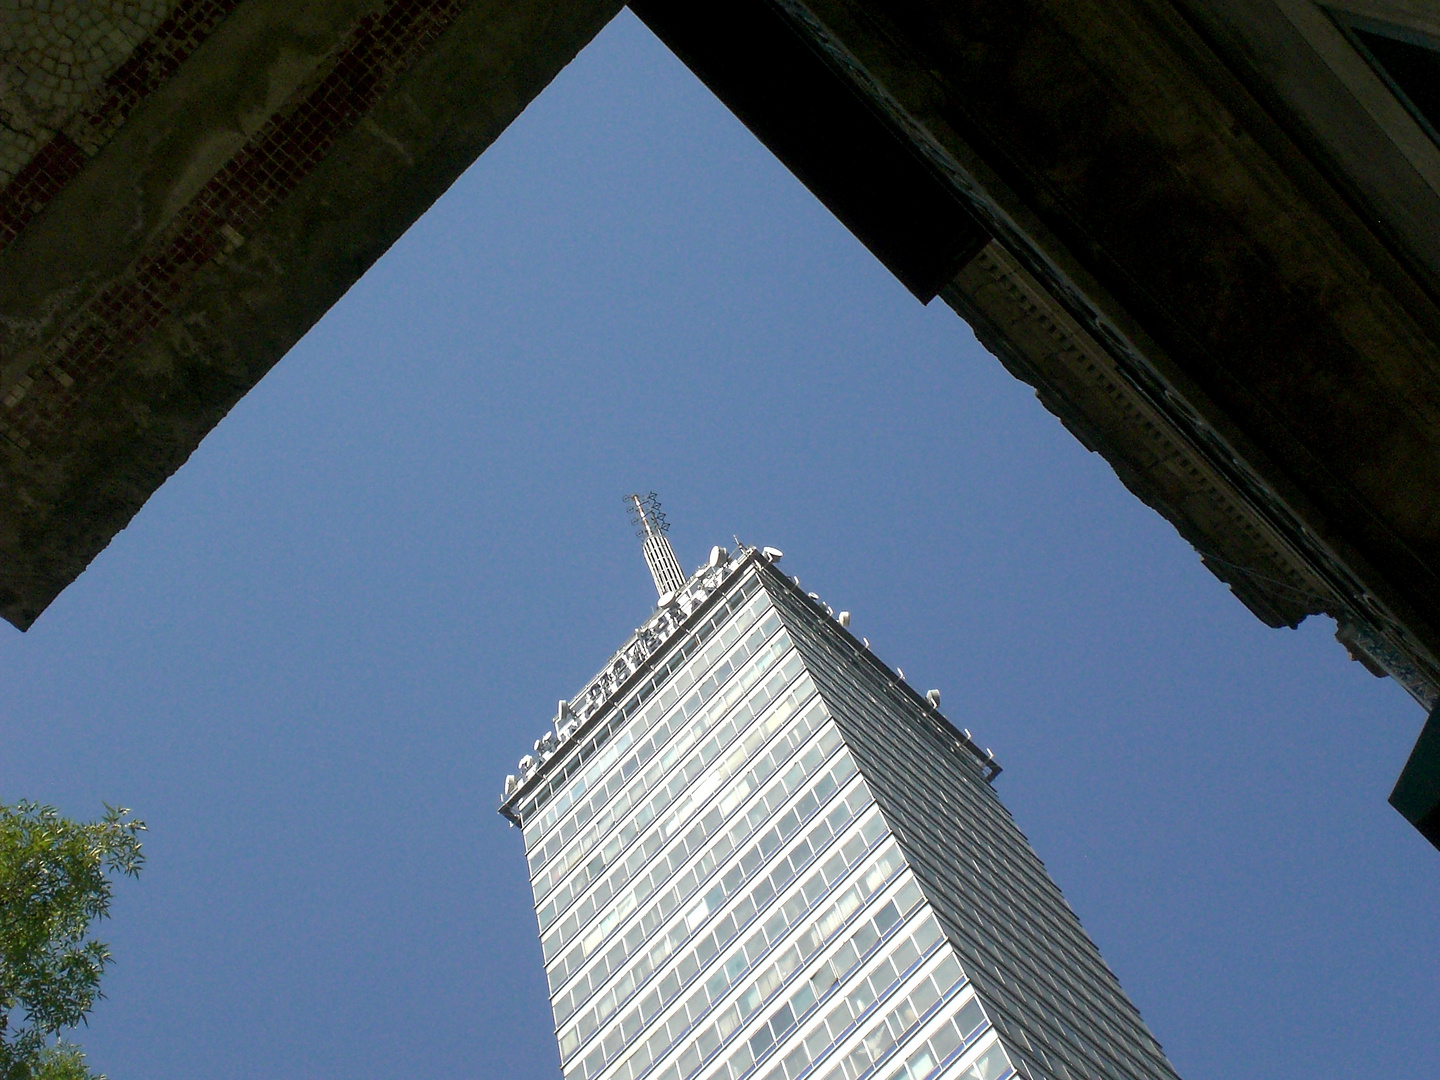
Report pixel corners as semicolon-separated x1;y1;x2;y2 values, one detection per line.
30;1043;99;1080
0;803;145;1080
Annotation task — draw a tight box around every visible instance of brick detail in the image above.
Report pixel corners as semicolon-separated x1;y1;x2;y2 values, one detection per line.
0;0;244;252
1;0;468;452
0;135;89;250
67;0;246;155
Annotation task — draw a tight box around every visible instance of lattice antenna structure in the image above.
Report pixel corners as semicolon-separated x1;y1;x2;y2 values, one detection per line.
626;492;687;598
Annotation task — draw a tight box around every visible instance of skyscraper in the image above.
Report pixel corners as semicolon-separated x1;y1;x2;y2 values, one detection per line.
500;503;1181;1080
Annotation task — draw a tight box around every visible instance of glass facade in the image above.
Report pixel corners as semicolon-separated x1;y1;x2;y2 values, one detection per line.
502;549;1182;1080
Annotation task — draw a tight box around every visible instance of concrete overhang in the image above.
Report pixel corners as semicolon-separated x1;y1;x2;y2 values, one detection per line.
4;0;1440;846
0;0;623;627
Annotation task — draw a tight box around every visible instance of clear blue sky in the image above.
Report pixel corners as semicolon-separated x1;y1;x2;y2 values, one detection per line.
3;11;1435;1079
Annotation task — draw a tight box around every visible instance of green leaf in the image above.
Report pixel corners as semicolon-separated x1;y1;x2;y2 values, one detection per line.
0;802;143;1080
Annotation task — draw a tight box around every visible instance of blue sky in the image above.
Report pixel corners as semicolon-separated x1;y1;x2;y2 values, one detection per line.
3;11;1435;1079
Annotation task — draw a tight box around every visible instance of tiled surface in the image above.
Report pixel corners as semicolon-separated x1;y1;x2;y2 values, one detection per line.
765;573;1181;1080
0;0;243;249
0;0;469;452
0;0;175;185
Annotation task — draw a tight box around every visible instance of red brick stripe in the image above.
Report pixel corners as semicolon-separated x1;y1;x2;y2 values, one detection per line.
72;0;246;154
0;136;90;249
1;0;468;452
0;0;243;253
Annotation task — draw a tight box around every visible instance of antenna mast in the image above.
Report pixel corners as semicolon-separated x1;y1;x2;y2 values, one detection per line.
627;492;687;598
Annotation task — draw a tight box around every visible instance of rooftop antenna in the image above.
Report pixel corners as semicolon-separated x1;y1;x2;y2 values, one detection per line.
627;492;688;599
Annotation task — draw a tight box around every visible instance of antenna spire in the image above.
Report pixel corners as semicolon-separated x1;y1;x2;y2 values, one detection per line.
627;492;687;598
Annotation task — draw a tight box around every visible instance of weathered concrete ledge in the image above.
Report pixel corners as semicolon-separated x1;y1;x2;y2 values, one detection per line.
0;0;622;628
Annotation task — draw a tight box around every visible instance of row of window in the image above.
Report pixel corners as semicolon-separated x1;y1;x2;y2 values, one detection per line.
571;737;855;1002
536;638;806;932
854;728;1109;993
774;621;1092;971
884;1034;1012;1080
774;596;1145;1080
783;620;1163;1080
652;883;943;1080
842;983;984;1080
538;672;814;953
530;603;783;881
516;573;766;831
549;721;858;1007
938;1040;1013;1080
549;694;841;1025
541;647;807;959
812;958;985;1080
888;820;1151;1080
560;794;888;1065
544;685;829;973
781;600;1135;1017
740;899;941;1073
578;847;920;1080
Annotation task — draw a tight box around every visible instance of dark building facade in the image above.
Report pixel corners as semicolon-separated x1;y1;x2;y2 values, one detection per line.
6;0;1439;841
